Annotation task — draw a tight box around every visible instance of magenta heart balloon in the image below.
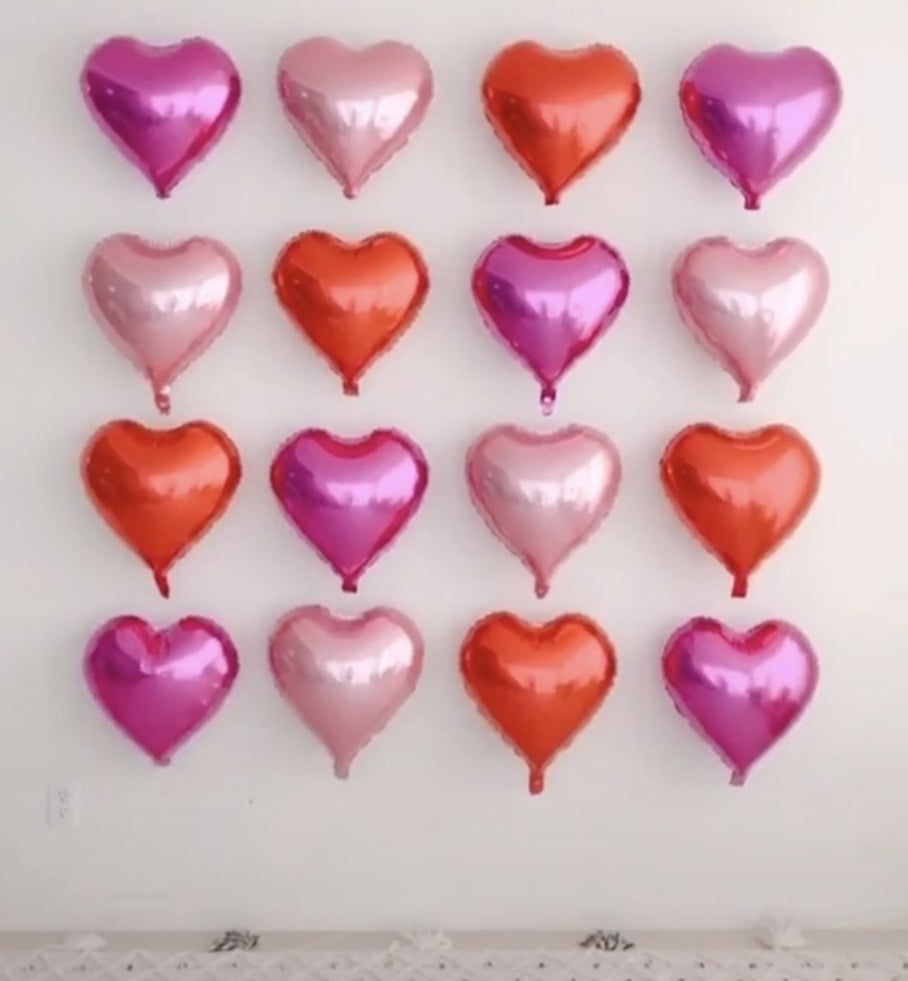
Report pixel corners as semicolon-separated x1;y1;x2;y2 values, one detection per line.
278;37;433;198
472;235;629;413
672;237;829;401
662;617;818;785
270;606;423;777
81;36;241;197
467;425;621;597
84;234;242;413
84;615;239;764
270;429;429;592
680;44;842;209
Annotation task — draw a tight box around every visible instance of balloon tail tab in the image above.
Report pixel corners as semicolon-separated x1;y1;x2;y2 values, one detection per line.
730;769;747;787
743;192;760;211
154;755;172;767
342;185;357;200
540;385;556;416
543;189;560;206
529;769;545;795
737;385;755;403
732;574;748;598
333;760;351;780
154;386;172;414
534;578;549;599
342;379;360;396
153;571;171;599
342;578;358;594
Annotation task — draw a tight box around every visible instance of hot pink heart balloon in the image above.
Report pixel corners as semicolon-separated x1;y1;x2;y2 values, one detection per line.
84;615;239;764
84;234;242;413
472;235;629;413
467;425;621;597
270;606;423;777
81;36;241;197
277;37;433;198
680;44;842;209
672;237;829;401
270;429;429;592
662;617;818;785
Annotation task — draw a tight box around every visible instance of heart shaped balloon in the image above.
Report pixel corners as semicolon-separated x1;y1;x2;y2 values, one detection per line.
81;36;241;197
461;612;616;793
662;617;818;785
472;235;629;412
672;237;829;401
277;37;433;197
660;423;820;597
482;41;640;204
273;231;429;394
270;429;428;592
466;425;621;597
85;615;239;764
679;44;842;209
84;234;242;413
269;606;423;778
82;420;241;597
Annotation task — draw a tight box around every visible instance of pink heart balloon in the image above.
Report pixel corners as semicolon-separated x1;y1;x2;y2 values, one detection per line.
680;44;842;209
270;429;429;592
277;37;433;198
672;237;829;401
84;234;242;413
472;235;629;413
467;425;621;597
662;617;818;785
81;37;241;197
269;606;423;778
84;615;239;764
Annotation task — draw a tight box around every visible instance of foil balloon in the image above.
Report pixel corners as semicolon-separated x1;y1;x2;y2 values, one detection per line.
460;612;616;794
679;44;842;209
273;231;429;394
85;615;239;764
466;425;621;597
82;420;241;597
269;606;423;778
660;423;820;598
472;235;629;412
672;237;829;401
482;41;640;204
270;429;428;592
84;234;242;413
277;37;433;197
662;617;818;785
81;36;241;197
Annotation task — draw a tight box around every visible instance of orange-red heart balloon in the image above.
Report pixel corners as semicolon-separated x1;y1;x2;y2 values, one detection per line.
460;612;616;794
82;420;241;597
660;423;820;598
482;41;641;205
273;231;429;394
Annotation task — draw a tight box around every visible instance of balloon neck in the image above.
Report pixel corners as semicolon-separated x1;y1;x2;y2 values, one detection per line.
543;190;560;206
730;769;747;787
333;760;351;780
737;385;755;403
342;184;357;200
743;192;760;211
540;385;556;416
154;570;171;599
529;769;545;795
153;755;172;767
534;578;549;599
342;379;360;396
154;386;172;414
342;578;358;594
732;574;748;599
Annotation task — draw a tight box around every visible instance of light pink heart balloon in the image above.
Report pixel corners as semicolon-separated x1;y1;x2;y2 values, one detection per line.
672;237;829;401
269;606;423;778
466;425;622;597
277;37;433;197
84;234;242;413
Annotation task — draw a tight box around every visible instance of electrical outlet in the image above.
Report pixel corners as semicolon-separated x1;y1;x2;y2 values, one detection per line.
46;782;79;829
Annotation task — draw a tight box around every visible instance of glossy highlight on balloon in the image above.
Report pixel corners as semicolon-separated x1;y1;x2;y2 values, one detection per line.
84;234;242;413
84;615;239;764
81;36;241;197
278;37;433;197
269;606;423;778
482;41;640;204
82;420;241;597
679;44;842;209
466;425;621;597
660;423;820;598
662;617;818;785
672;237;829;401
273;231;428;394
472;235;629;412
460;612;616;794
270;428;428;592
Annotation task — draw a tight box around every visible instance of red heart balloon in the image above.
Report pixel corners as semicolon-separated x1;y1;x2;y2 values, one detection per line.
660;423;820;597
273;231;429;394
482;41;641;204
460;612;616;793
82;420;241;597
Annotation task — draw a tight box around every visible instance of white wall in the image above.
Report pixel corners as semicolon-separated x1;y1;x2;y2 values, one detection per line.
1;0;906;931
